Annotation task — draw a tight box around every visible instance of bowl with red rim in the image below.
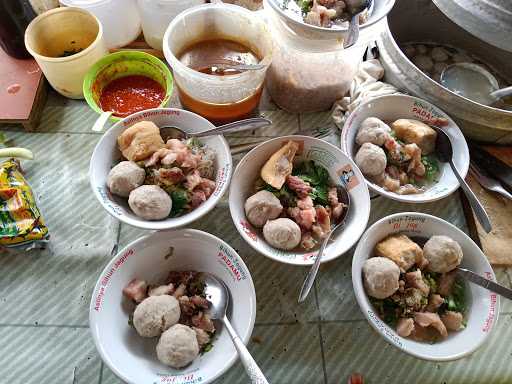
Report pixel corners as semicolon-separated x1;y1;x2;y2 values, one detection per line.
352;212;499;361
228;135;371;266
83;51;173;122
89;107;232;230
89;228;256;384
341;94;470;203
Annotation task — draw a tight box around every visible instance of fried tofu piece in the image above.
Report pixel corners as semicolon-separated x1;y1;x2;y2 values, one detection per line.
391;119;437;155
375;234;424;272
118;121;165;161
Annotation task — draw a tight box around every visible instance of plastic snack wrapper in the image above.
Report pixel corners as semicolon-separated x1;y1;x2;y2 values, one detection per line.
0;150;49;251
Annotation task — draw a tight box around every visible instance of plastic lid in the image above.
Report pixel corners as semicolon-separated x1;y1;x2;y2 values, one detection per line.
432;0;512;53
59;0;109;6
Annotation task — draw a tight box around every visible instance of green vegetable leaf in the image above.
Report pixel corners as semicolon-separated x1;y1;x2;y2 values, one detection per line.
298;0;312;14
421;154;440;182
445;278;466;313
170;188;190;217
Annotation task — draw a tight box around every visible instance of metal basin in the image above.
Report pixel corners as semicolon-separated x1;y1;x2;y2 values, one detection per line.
377;0;512;144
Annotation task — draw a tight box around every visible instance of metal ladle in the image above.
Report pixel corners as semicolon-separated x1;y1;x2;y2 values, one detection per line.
160;117;272;142
440;63;512;106
203;273;270;384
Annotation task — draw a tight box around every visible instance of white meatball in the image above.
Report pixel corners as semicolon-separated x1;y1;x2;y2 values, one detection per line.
415;44;428;54
133;295;181;338
263;218;301;250
156;324;199;368
363;257;400;299
424;236;463;273
355;142;387;177
412;55;434;72
431;47;449;62
107;161;145;197
244;190;283;228
403;45;416;59
356;117;392;146
128;185;172;220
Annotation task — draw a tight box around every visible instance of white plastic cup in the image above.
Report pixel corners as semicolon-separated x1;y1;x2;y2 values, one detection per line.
137;0;205;50
59;0;141;49
25;7;109;99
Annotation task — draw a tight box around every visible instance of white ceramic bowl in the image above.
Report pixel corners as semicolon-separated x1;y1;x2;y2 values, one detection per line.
89;108;232;230
352;212;499;361
90;229;256;384
229;135;371;266
341;94;470;203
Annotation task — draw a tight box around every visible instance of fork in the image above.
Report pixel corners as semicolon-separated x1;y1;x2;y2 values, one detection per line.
469;162;512;201
230;125;335;155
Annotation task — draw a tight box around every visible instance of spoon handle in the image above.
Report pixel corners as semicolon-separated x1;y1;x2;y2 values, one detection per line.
490;85;512;100
298;224;340;303
457;268;512;300
92;111;112;132
223;316;270;384
191;117;272;138
450;161;492;233
343;14;360;49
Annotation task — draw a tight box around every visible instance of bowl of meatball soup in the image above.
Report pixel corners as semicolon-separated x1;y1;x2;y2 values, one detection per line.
89;108;232;230
341;95;469;203
229;135;371;265
352;212;498;361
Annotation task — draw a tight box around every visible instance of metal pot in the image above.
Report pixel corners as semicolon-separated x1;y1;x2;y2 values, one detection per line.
377;0;512;144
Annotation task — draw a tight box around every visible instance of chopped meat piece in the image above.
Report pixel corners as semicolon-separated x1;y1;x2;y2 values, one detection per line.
148;283;174;297
312;206;331;240
144;148;171;167
381;174;400;192
414;312;448;339
287;176;313;199
192;312;215;333
397;184;422;195
178;296;196;316
166;139;187;151
396;318;415;337
438;271;457;297
328;187;339;206
167;271;199;286
184;170;202;191
297;196;314;210
331;203;345;222
398;279;405;293
191;295;209;309
375;234;424;272
194;327;211;347
198;178;216;197
441;311;463;331
288;205;316;230
404;143;425;176
173;283;187;299
300;232;317;250
405;270;430;296
387;165;400;180
399;171;409;185
158;167;184;184
122;279;147;303
425;294;444;313
190;190;207;208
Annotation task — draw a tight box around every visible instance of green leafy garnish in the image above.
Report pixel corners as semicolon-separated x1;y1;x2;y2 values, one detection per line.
264;182;297;207
371;297;400;327
446;278;466;313
292;160;330;205
421;155;440;182
170;188;189;217
186;137;202;150
298;0;312;14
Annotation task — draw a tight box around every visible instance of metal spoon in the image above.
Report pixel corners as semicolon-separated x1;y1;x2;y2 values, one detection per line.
432;126;492;233
203;273;270;384
456;267;512;301
160;117;272;142
343;0;372;49
298;184;351;303
211;63;266;72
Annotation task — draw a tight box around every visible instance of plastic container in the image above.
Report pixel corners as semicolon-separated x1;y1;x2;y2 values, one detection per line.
137;0;205;50
24;7;109;99
163;3;272;123
264;1;373;113
59;0;141;49
83;51;173;122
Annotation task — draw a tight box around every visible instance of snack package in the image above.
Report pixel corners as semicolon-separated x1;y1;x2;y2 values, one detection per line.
0;158;49;250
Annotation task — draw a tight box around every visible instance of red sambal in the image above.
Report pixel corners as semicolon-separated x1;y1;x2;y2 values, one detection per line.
99;75;165;118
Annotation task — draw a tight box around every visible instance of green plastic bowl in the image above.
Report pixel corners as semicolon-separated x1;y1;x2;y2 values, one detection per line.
83;51;173;122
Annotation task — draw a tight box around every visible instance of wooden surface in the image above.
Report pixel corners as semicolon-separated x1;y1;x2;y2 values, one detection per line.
0;49;47;130
463;146;512;266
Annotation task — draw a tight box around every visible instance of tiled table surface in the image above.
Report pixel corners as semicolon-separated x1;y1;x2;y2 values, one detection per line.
1;91;512;384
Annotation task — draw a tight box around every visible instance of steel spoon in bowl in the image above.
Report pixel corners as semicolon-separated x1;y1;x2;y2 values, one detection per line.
203;273;269;384
160;117;272;142
298;183;351;303
432;125;492;233
344;0;373;48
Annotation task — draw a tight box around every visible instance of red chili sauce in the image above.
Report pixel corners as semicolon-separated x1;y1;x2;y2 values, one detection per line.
99;75;165;118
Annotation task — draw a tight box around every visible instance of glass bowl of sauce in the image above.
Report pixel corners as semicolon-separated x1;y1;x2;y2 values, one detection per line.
163;3;272;124
83;51;173;121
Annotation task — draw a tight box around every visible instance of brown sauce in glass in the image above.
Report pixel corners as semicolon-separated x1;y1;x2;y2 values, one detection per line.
177;38;262;124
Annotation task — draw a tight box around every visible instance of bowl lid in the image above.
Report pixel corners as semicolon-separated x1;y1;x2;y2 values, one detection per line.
432;0;512;53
